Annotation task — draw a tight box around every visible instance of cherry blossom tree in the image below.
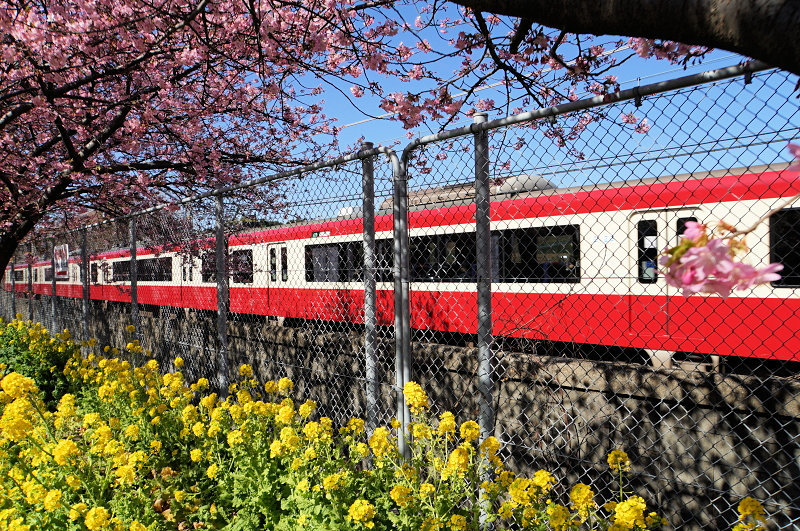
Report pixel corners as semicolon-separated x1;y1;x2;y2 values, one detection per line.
1;0;797;277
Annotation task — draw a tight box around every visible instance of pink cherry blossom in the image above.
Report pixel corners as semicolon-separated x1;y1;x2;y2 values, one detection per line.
662;223;783;298
787;143;800;171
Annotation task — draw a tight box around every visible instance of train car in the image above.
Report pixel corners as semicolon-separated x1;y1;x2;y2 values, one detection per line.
6;163;800;365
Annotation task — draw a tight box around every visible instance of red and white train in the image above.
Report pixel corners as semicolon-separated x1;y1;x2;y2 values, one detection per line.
5;163;800;364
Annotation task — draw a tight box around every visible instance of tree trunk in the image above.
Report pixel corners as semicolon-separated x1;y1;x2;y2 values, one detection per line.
0;215;43;282
452;0;800;76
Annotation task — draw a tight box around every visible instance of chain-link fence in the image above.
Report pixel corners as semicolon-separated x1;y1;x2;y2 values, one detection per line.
3;61;800;529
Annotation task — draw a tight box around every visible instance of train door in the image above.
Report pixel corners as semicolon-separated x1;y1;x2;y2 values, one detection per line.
266;243;288;321
628;208;704;365
627;211;669;349
662;207;704;339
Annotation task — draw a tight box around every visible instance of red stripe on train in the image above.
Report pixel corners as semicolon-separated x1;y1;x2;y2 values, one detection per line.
16;282;798;362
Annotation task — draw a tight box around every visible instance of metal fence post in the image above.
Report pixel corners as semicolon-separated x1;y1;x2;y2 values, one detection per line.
81;229;90;341
50;238;57;331
129;218;139;334
215;192;230;393
27;243;33;322
361;142;378;431
393;153;411;456
10;256;16;318
473;113;495;442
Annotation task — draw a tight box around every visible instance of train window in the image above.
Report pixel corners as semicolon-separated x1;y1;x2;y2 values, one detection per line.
44;267;53;282
91;264;98;284
770;208;800;287
201;253;216;283
112;260;131;282
269;248;277;282
13;270;23;282
281;247;288;282
498;225;580;283
339;241;364;282
138;257;172;282
376;239;394;282
677;217;698;241
181;259;193;282
305;244;339;282
410;233;476;281
637;220;659;283
231;250;253;284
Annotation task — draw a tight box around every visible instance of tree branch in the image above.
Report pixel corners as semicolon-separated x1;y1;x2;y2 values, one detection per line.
451;0;800;75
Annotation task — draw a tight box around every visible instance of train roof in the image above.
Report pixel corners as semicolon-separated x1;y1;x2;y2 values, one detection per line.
377;162;792;213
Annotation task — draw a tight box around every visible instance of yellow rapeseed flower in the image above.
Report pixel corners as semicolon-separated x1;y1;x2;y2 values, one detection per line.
115;465;136;485
607;449;631;473
613;496;647;529
226;430;244;447
299;400;316;418
448;514;467;531
443;445;471;479
738;497;766;521
84;507;111;531
346;499;376;529
69;503;87;521
411;422;431;440
277;377;293;395
1;372;37;399
368;427;395;459
43;490;62;512
345;417;365;434
437;411;456;436
53;439;81;465
569;483;596;521
390;485;413;507
323;472;346;491
419;483;435;497
459;420;480;442
402;381;428;412
547;503;570;530
0;398;35;441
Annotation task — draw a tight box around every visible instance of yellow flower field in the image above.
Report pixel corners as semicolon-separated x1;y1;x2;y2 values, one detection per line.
0;318;770;530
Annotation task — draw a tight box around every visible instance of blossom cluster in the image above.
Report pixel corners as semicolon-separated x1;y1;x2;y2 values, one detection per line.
660;220;783;298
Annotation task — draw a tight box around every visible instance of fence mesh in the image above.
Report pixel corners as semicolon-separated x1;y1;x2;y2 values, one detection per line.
401;68;800;529
1;65;799;530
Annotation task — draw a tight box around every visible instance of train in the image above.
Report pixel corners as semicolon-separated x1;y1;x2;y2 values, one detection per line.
4;162;800;367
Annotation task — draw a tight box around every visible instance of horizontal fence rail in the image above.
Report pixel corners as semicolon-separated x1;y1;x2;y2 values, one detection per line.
3;61;800;530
